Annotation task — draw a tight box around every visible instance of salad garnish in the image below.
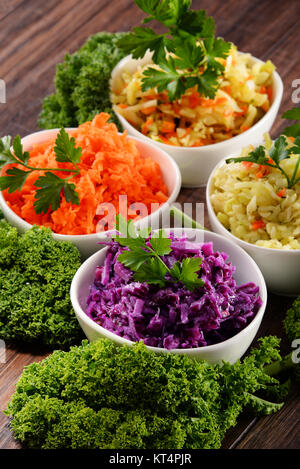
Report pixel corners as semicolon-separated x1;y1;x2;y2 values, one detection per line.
117;0;231;101
113;215;204;291
226;108;300;189
0;128;82;214
282;107;300;137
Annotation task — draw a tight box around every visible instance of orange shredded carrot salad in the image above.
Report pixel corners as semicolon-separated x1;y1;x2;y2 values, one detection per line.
3;113;169;235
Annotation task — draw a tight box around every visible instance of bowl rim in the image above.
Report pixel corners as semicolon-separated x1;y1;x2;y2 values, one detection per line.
110;51;283;152
0;129;181;239
70;227;267;355
206;157;300;254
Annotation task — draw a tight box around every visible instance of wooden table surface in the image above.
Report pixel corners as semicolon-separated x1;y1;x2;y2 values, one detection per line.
0;0;299;450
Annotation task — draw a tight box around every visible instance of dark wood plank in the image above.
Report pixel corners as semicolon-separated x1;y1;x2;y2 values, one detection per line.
0;347;49;449
0;0;25;21
236;385;300;449
0;0;299;450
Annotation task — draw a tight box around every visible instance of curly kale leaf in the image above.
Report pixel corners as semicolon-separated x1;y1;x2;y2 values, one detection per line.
0;223;83;348
38;32;128;130
6;337;284;449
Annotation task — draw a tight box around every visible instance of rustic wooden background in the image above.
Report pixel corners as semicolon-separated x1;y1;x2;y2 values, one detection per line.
0;0;299;449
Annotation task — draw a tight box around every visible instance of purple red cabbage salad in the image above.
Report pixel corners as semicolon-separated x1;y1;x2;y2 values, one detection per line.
86;234;262;350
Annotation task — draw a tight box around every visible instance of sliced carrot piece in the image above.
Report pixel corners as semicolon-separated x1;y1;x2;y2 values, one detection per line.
140;106;156;115
235;105;248;117
160;121;175;134
242;161;253;168
241;125;250;132
142;117;154;135
188;92;201;108
251;220;266;230
277;188;286;198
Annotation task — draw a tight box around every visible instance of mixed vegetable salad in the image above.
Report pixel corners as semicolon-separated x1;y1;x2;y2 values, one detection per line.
112;48;274;147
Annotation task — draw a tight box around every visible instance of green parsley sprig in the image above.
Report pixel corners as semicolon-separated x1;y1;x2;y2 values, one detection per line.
117;0;231;101
113;215;204;291
0;128;82;214
282;107;300;138
226;133;300;189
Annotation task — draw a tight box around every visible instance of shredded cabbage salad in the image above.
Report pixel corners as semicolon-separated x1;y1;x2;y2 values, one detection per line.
111;46;274;147
210;136;300;250
86;234;262;349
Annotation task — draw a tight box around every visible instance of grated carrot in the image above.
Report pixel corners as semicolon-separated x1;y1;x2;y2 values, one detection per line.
160;120;175;134
251;220;265;230
3;113;169;235
277;188;286;198
241;125;250;132
142;117;154;135
242;161;253;168
141;106;156;115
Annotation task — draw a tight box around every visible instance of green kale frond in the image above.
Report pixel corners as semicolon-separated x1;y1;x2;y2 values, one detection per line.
0;224;83;348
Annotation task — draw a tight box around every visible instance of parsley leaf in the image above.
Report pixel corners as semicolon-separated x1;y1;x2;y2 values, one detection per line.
135;0;160;16
12;135;30;165
0;128;82;215
0;167;29;192
178;8;213;36
282;123;300;138
141;57;185;101
117;27;169;63
33;173;65;214
117;249;153;271
282;107;300;138
204;37;232;73
33;173;80;214
170;257;204;291
290;136;300;155
269;136;290;164
54;127;82;165
134;257;167;287
192;68;221;99
150;229;172;256
113;216;204;291
0;136;22;168
118;0;231;101
227;146;270;166
226;131;300;189
173;39;205;70
63;182;80;206
282;108;300;120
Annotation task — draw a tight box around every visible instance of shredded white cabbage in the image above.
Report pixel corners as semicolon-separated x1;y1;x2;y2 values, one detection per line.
210;137;300;250
111;46;275;147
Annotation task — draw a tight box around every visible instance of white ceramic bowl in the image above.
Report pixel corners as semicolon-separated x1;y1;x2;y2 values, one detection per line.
70;228;267;365
206;159;300;296
110;51;283;188
0;129;181;259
